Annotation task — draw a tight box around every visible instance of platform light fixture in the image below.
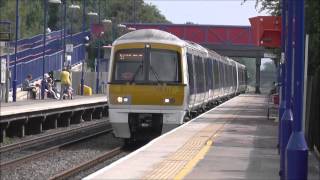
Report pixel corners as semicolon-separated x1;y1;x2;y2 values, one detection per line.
102;19;112;24
48;0;62;3
41;0;63;100
46;27;51;33
87;11;98;16
69;4;80;9
117;24;126;29
128;27;136;31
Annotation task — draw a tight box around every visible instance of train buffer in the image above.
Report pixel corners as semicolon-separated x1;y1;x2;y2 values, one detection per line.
85;94;319;180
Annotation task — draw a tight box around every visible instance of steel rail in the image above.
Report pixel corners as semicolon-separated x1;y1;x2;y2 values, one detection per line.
0;128;112;170
49;147;123;180
0;120;109;153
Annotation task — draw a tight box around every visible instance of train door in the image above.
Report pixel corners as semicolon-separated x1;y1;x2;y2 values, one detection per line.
236;63;239;93
187;53;196;109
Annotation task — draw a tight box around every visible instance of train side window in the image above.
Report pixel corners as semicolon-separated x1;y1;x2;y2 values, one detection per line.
220;62;225;88
195;56;205;93
195;56;200;93
234;66;237;86
200;57;205;93
213;59;219;89
194;56;199;93
223;63;228;87
187;53;195;94
217;61;222;88
209;59;214;90
205;58;212;91
229;65;232;87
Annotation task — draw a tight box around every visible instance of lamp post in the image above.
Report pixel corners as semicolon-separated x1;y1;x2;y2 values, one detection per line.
286;0;308;179
41;0;62;100
279;0;294;177
68;2;80;69
80;0;86;95
95;0;101;94
133;0;136;23
278;0;287;158
62;0;67;69
12;0;19;102
41;0;48;100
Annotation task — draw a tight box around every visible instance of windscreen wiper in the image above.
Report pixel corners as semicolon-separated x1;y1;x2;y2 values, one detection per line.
149;65;161;84
130;64;143;84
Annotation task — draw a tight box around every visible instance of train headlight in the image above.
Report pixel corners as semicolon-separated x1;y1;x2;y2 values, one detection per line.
116;96;130;104
117;97;123;103
164;98;175;104
164;98;170;103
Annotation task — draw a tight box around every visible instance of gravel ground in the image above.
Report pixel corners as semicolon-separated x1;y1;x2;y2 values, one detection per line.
0;119;108;146
0;133;123;180
70;142;149;179
70;152;130;180
0;119;110;163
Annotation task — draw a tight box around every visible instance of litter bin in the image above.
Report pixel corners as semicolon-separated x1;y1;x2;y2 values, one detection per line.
79;84;92;96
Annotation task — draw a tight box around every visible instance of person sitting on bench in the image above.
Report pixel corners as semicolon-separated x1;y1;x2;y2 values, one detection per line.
22;74;37;99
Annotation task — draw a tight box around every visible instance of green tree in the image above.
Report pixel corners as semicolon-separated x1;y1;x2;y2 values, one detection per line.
243;0;320;75
0;0;170;40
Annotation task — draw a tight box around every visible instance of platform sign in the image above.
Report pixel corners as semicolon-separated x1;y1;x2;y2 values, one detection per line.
0;21;11;42
66;44;74;53
1;58;6;83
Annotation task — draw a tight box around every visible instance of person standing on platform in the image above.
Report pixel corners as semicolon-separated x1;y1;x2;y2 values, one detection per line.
60;68;71;100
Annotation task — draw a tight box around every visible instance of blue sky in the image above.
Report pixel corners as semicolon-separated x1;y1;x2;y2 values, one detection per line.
144;0;269;25
144;0;272;67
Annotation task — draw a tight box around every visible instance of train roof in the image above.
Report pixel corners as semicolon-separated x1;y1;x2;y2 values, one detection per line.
113;29;245;67
113;29;186;47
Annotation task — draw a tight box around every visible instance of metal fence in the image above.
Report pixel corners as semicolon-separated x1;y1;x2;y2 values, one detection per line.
10;43;85;85
1;29;89;86
2;31;89;65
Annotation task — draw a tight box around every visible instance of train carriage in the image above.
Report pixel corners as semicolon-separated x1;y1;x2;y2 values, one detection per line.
107;29;247;142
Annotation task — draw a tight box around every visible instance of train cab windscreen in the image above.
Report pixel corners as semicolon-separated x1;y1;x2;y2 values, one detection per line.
113;49;144;81
113;48;181;83
149;50;180;83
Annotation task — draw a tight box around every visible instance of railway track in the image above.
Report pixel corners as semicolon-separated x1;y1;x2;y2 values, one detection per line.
49;147;123;180
0;120;109;153
0;127;113;170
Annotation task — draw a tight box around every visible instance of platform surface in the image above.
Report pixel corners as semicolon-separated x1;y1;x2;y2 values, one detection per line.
85;94;319;180
0;95;107;117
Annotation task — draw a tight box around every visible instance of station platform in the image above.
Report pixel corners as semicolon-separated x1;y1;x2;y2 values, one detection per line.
85;94;319;180
0;95;108;142
0;95;107;117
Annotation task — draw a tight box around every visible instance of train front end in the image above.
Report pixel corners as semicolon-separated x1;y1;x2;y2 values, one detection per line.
107;31;187;141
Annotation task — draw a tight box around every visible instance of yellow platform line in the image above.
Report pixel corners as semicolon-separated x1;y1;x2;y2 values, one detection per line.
174;140;213;180
143;113;235;180
173;128;224;180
